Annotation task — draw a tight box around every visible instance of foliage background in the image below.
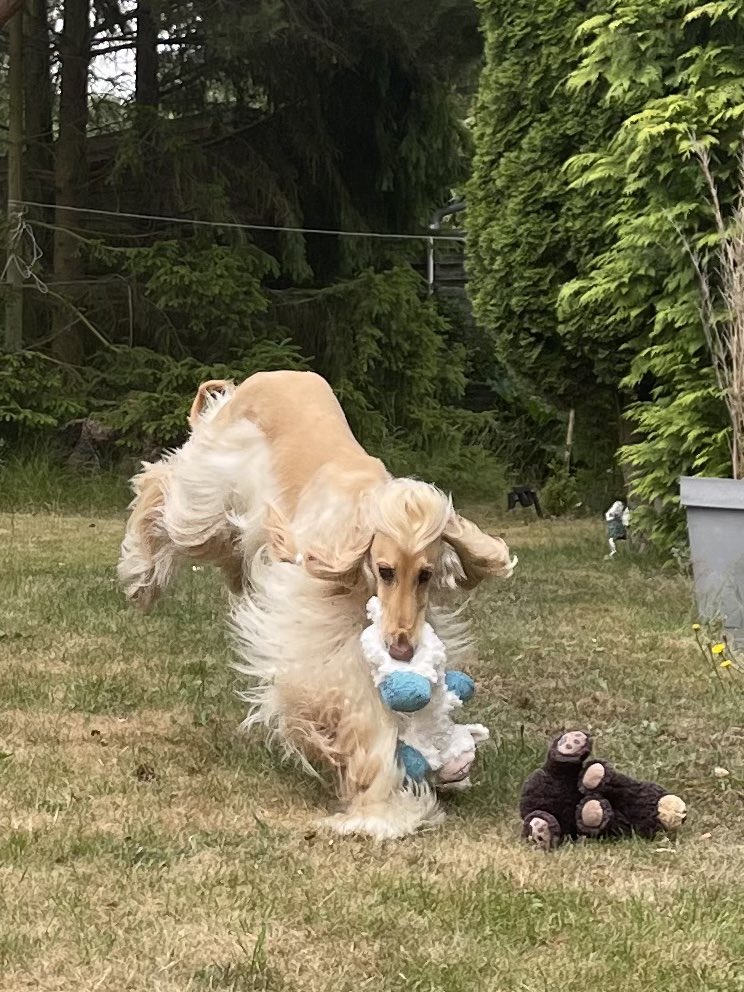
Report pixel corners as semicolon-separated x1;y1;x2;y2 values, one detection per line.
5;0;744;535
1;0;529;506
467;0;744;546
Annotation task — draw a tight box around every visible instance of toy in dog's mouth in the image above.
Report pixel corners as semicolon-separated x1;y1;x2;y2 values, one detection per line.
361;596;488;790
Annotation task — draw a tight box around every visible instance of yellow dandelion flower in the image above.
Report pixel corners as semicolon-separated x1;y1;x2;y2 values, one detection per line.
711;643;725;655
692;623;701;631
720;659;733;669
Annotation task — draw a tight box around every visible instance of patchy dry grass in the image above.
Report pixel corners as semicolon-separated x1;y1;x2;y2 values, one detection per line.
1;510;743;992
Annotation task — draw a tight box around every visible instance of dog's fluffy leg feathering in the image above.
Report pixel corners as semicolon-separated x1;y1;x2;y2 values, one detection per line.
231;553;444;839
118;382;276;607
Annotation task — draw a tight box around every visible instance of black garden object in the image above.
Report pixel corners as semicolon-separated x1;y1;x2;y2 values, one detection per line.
507;485;543;518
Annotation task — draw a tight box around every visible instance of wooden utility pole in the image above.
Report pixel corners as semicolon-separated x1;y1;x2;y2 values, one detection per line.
4;5;25;352
564;407;575;471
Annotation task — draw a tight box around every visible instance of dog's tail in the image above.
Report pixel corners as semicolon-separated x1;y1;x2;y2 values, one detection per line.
188;379;235;429
231;556;444;839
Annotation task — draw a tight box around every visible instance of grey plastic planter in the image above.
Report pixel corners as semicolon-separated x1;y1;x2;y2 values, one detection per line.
680;476;744;640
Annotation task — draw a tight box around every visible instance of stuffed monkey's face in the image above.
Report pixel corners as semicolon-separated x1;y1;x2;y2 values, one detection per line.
370;533;441;661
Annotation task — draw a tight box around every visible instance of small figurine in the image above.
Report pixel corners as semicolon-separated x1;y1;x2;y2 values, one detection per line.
605;500;630;558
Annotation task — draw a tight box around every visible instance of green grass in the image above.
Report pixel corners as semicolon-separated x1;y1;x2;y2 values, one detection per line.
0;509;742;991
0;449;132;515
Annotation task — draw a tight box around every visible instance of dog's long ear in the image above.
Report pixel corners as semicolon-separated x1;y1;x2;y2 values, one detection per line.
266;503;373;582
188;379;233;428
442;512;517;589
302;505;374;583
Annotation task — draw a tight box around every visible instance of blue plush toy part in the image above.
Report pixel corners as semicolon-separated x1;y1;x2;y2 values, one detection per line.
397;742;430;782
445;670;475;703
379;671;432;712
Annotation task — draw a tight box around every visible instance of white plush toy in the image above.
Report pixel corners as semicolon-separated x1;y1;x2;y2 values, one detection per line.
360;597;489;788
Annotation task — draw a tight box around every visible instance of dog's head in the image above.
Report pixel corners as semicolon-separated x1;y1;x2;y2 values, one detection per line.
267;479;516;661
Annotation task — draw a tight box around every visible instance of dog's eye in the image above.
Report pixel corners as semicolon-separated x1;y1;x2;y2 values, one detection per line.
418;570;433;585
378;566;395;584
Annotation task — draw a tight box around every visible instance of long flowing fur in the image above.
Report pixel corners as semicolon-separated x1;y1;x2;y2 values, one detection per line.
231;552;443;839
118;372;516;838
117;382;276;607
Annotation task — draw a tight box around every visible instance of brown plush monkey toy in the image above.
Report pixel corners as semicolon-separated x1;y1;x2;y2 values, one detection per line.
520;730;687;850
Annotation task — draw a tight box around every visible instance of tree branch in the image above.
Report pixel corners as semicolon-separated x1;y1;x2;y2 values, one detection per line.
91;35;203;56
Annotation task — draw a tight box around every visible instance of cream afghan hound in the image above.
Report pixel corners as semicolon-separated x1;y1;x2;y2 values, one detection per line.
118;370;516;838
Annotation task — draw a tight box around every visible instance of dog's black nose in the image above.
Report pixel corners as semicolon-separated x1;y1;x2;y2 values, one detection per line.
388;639;414;662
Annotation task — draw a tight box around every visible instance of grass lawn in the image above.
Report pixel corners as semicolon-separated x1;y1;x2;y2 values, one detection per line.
1;509;743;991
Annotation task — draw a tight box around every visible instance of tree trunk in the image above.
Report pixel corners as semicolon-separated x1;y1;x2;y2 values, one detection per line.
23;0;54;185
24;0;53;212
23;0;54;343
52;0;91;364
4;7;24;353
135;0;159;108
0;0;23;29
133;0;160;219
